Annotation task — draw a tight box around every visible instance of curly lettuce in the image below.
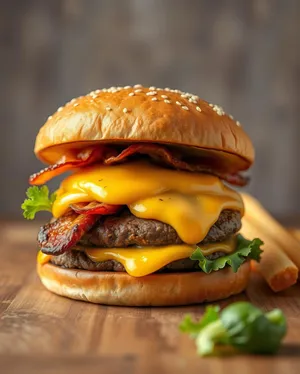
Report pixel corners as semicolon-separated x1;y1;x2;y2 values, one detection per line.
190;235;263;273
180;302;286;356
21;186;56;220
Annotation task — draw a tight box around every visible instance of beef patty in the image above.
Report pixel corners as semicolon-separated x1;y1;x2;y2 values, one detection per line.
48;209;241;272
81;209;241;248
50;249;225;273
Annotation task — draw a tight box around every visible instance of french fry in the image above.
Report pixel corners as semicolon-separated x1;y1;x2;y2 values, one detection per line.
289;229;300;243
242;193;300;269
241;217;298;292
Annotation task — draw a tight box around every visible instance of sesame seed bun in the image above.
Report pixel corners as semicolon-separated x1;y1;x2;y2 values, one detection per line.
35;85;254;172
37;261;250;306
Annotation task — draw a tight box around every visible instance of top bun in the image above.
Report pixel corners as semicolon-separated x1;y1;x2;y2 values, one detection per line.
35;85;254;171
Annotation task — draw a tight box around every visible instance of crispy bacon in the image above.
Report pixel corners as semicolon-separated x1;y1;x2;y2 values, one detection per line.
70;201;122;215
38;211;99;255
221;173;249;186
104;144;249;186
105;143;189;168
30;143;248;187
29;147;109;185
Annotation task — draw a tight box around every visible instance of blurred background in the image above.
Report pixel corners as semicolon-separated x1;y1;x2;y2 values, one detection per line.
1;0;300;219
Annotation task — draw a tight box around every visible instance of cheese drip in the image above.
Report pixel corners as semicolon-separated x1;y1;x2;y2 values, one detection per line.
37;236;237;277
52;161;244;244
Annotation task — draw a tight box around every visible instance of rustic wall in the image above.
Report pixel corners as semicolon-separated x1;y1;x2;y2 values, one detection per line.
1;0;300;217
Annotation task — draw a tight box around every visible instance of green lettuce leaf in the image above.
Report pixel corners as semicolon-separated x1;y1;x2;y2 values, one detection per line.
190;235;263;274
221;302;287;354
179;302;287;357
21;186;56;220
180;306;220;337
195;319;228;356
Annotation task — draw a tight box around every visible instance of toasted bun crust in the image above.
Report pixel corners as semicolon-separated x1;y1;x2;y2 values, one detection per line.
37;262;250;306
35;85;254;170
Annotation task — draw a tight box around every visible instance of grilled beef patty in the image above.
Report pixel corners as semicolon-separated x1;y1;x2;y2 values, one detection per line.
50;249;225;272
47;209;241;272
81;209;241;248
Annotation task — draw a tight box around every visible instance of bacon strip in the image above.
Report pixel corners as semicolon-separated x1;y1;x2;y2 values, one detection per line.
104;144;249;186
29;147;109;185
222;173;249;186
105;143;188;167
30;143;248;187
70;201;122;215
38;211;99;255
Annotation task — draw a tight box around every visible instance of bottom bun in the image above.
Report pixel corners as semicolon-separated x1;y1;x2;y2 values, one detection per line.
37;262;250;306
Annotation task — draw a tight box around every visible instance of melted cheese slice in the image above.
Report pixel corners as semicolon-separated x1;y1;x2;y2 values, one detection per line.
37;236;237;277
37;251;52;265
52;161;244;245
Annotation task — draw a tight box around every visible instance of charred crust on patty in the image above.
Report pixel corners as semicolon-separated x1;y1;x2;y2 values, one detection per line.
80;209;241;248
50;249;226;273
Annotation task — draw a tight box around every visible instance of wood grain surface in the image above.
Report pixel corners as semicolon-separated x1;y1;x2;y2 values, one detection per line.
1;221;300;374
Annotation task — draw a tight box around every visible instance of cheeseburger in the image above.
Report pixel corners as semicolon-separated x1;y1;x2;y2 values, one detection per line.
22;85;262;306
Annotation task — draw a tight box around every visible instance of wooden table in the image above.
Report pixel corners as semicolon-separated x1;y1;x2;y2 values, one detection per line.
1;221;300;373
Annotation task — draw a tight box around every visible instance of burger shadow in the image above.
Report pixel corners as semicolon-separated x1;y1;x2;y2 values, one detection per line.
277;344;300;357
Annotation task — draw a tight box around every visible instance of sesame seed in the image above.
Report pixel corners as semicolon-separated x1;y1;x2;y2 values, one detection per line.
70;98;76;103
211;104;225;116
48;115;52;120
196;106;201;112
134;89;142;93
209;103;214;107
181;94;189;98
149;86;156;90
129;92;135;97
73;103;79;107
146;91;157;96
123;108;130;113
124;85;131;89
164;99;171;104
236;121;241;126
189;98;197;104
182;106;189;110
165;87;171;91
134;84;142;88
57;107;63;112
106;106;112;111
176;101;182;106
161;95;169;99
95;89;101;94
151;97;158;101
229;114;234;120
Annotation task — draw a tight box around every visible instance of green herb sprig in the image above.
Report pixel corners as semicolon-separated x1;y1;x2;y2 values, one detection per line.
21;186;56;219
180;302;287;356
